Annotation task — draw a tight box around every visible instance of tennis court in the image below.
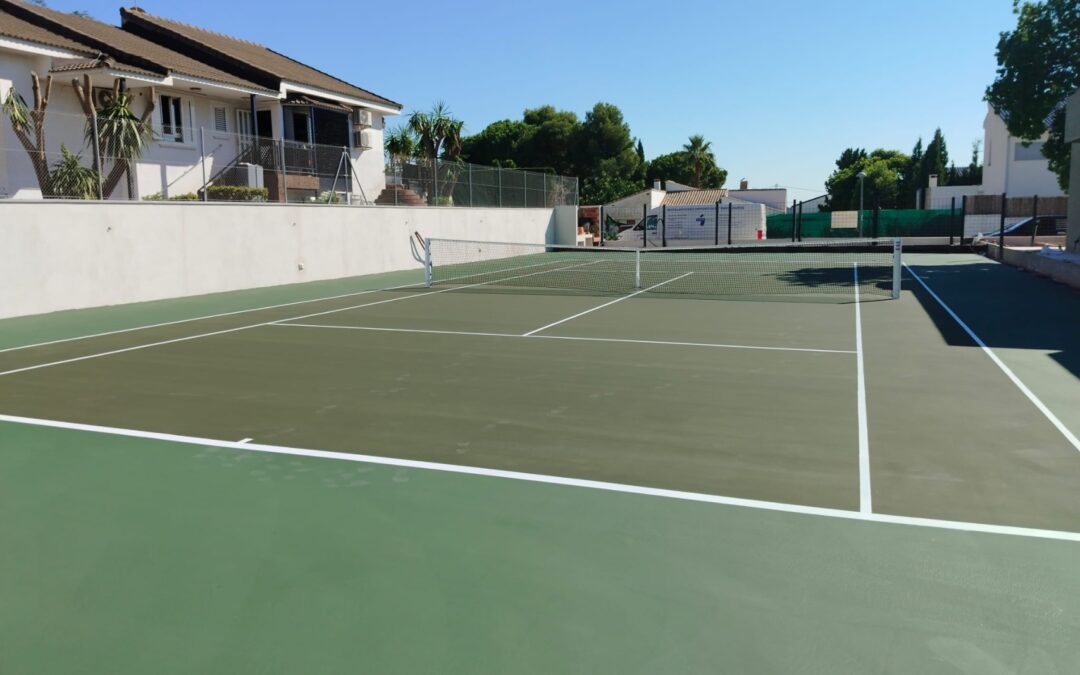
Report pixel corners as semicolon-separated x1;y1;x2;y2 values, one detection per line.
2;240;1080;673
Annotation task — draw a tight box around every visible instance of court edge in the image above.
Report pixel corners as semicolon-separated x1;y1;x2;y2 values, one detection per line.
2;412;1078;543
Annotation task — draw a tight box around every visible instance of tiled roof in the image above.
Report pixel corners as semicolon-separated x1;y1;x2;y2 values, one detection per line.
661;188;729;206
0;0;273;93
0;8;95;54
120;8;401;110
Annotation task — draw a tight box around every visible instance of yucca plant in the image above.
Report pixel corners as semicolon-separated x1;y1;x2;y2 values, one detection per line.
85;90;154;198
408;103;465;204
48;145;99;200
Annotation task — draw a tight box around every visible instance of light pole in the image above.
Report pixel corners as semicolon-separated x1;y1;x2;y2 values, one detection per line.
856;171;867;236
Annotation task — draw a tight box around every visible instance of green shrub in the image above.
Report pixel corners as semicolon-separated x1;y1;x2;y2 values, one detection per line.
142;191;198;201
207;185;269;202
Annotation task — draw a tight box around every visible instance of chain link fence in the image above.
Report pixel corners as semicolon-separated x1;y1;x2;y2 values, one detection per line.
383;157;577;208
764;194;1068;245
1;108;577;207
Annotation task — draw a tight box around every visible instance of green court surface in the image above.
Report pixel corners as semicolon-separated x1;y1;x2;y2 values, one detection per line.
2;251;1080;673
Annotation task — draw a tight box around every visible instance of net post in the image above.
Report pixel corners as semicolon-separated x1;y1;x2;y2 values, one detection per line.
634;250;641;290
891;238;902;300
424;238;433;288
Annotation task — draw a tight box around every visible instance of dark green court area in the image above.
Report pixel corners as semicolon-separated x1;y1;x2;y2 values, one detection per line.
2;251;1080;673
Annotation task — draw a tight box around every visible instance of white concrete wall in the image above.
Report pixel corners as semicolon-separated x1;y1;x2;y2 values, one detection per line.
0;201;557;318
351;111;388;203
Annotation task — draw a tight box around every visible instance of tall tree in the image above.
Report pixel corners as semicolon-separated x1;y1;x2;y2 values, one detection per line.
823;148;909;211
2;72;53;194
646;151;727;189
921;128;949;187
682;135;714;188
986;0;1078;191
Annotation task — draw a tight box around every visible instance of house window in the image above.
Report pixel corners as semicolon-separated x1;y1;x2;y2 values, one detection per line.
160;95;186;143
214;106;227;133
1014;141;1044;161
236;110;252;139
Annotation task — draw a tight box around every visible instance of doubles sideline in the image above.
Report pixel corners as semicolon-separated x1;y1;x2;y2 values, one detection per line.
1;411;1078;543
0;261;602;379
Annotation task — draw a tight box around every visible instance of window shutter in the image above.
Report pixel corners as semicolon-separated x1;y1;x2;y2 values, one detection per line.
214;107;227;132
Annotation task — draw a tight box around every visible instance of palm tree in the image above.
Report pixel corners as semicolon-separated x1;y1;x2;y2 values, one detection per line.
383;125;417;172
682;134;714;188
408;102;464;204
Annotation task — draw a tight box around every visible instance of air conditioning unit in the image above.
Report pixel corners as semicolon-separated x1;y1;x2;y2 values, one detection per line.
354;109;373;129
237;163;264;189
353;128;374;150
92;86;117;110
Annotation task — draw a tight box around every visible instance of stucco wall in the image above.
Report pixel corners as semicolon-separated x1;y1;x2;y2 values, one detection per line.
0;201;557;318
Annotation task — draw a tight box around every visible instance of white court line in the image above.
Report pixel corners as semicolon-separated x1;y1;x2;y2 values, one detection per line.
905;263;1080;454
0;262;598;379
271;323;856;355
237;438;253;444
2;411;1078;543
522;272;694;336
0;253;564;356
854;263;872;513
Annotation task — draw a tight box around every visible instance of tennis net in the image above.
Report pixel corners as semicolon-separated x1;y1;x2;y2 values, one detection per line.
424;238;901;298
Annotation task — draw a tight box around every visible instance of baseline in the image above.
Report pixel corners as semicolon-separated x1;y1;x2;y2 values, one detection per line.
1;412;1077;543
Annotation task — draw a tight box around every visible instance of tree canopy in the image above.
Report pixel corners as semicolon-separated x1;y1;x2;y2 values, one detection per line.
986;0;1078;191
823;148;909;211
460;102;724;204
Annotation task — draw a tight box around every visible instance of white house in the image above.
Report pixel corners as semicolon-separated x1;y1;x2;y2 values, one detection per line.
0;1;401;202
925;103;1065;207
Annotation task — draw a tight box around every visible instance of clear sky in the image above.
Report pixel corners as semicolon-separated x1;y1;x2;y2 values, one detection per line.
53;0;1019;200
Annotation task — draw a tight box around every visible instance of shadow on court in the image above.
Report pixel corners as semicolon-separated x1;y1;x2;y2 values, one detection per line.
905;255;1080;384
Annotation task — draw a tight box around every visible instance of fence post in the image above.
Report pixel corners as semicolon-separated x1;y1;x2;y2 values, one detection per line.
1030;195;1039;246
790;199;797;242
998;193;1007;260
90;112;103;200
199;127;208;203
949;196;956;246
599;205;605;247
543;173;547;208
797;200;803;242
661;204;667;247
714;200;720;246
433;157;439;206
469;164;474;207
279;140;287;203
872;204;880;239
642;202;647;249
727;202;733;245
960;194;967;243
498;167;503;208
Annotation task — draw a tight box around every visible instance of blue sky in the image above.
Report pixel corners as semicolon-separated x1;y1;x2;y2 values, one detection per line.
56;0;1018;200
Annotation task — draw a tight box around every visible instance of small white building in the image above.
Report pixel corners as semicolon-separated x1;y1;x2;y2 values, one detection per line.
925;103;1065;207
